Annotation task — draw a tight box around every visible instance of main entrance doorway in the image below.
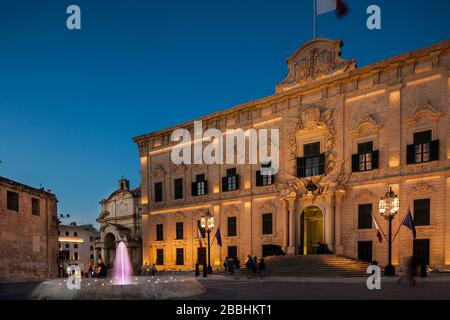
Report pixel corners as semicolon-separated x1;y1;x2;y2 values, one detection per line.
300;206;324;255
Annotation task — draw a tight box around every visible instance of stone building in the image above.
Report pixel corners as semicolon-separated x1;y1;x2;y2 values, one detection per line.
58;223;99;272
0;176;58;281
94;178;142;270
133;38;450;271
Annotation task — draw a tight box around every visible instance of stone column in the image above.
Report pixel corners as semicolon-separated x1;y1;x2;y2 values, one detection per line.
283;200;289;251
335;191;345;255
100;248;105;261
287;197;297;255
325;194;335;252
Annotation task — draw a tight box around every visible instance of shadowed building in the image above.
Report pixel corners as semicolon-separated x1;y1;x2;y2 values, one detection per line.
133;38;450;272
0;176;58;281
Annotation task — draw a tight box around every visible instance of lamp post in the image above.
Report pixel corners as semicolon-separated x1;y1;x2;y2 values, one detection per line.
378;187;400;277
200;211;215;274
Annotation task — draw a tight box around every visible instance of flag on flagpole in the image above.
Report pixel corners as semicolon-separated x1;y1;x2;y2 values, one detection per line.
372;214;383;243
215;226;222;247
316;0;349;18
402;208;417;239
197;226;204;248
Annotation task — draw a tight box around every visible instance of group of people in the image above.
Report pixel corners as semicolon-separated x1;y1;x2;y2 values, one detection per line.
223;256;241;278
223;255;266;279
141;262;158;276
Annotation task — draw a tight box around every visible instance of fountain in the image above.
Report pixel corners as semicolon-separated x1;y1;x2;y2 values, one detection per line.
113;241;132;285
28;241;205;300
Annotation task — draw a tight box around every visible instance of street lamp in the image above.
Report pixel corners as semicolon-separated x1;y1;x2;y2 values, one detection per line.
200;211;215;274
378;186;400;276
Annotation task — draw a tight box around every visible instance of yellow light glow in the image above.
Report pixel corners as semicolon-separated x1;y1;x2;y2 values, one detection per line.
252;117;282;128
222;200;242;206
389;155;400;168
213;185;220;194
345;89;385;103
141;197;148;205
213;205;220;214
244;202;251;209
352;183;384;190
244;179;251;189
406;74;441;87
151;204;211;215
58;237;84;243
254;196;276;201
404;176;440;184
389;91;400;106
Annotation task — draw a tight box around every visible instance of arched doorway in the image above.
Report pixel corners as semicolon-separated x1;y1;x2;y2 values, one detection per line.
300;206;324;255
104;233;116;267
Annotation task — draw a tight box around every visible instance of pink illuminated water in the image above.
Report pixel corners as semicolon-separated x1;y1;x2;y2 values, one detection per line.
113;241;133;285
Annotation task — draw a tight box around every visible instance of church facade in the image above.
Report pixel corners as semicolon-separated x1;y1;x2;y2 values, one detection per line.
134;38;450;271
94;178;142;270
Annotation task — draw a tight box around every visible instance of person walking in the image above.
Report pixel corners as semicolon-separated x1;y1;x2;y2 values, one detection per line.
245;255;253;278
234;256;240;279
223;256;229;273
252;257;258;275
258;258;266;279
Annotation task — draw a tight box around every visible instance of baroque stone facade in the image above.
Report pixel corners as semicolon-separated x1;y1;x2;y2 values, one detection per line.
94;178;142;271
133;38;450;270
0;176;58;281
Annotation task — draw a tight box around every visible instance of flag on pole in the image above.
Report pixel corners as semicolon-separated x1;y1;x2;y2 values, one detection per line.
316;0;349;18
402;208;417;239
372;214;383;243
215;226;222;247
197;226;204;248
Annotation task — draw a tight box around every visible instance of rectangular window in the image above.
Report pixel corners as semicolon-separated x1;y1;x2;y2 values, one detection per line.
7;191;19;212
156;224;164;241
174;178;183;199
156;249;164;265
193;174;207;196
227;217;237;237
407;130;439;164
414;199;430;226
298;142;324;178
358;142;373;171
90;254;94;260
262;213;273;235
65;231;69;236
358;241;373;262
74;252;79;260
222;168;239;192
74;244;78;249
358;204;373;230
175;248;184;265
31;198;40;216
228;246;237;260
74;232;78;237
154;182;163;202
413;239;430;265
176;222;184;240
65;243;70;249
90;246;94;251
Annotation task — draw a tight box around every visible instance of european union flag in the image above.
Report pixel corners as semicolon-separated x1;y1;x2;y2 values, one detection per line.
402;208;416;239
215;226;222;247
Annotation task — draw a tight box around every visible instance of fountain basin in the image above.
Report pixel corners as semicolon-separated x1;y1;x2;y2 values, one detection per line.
27;276;206;300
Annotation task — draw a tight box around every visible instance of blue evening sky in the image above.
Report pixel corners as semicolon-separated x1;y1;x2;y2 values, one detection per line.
0;0;449;225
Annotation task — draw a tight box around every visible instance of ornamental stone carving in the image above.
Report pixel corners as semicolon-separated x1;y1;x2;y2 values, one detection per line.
409;182;436;197
404;99;443;126
351;114;382;137
151;164;167;179
277;38;356;92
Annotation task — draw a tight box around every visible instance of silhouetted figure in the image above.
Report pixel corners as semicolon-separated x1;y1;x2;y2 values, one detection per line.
95;258;107;278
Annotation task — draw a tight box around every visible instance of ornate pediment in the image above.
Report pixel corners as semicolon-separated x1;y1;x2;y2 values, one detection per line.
151;164;167;179
277;38;356;92
409;182;436;197
351;114;382;137
404;99;442;126
171;163;187;175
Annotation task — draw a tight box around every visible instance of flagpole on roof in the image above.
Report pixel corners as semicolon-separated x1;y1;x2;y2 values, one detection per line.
313;0;316;39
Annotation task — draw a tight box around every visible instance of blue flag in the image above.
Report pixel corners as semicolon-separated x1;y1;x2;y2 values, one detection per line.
402;208;416;239
215;226;222;247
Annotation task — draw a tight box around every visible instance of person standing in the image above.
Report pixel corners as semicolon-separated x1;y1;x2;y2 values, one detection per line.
234;256;240;279
258;258;266;279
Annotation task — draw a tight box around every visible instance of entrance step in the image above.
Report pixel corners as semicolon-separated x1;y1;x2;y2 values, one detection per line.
263;255;370;277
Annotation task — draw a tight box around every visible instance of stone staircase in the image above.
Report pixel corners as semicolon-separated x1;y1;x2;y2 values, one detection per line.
263;255;370;277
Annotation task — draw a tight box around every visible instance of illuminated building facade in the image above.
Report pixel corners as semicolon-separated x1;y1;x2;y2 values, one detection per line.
134;39;450;271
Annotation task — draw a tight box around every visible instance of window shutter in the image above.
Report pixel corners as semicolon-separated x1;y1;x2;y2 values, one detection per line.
351;154;360;172
430;140;439;161
256;171;262;186
271;174;275;184
235;175;240;189
204;181;209;195
318;153;326;175
372;150;379;169
222;176;228;192
297;157;305;178
191;182;198;196
406;144;416;164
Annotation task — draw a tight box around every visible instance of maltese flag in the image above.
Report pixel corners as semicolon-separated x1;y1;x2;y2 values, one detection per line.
316;0;349;18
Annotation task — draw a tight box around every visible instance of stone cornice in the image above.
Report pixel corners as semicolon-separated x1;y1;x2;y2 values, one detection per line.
133;39;450;145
